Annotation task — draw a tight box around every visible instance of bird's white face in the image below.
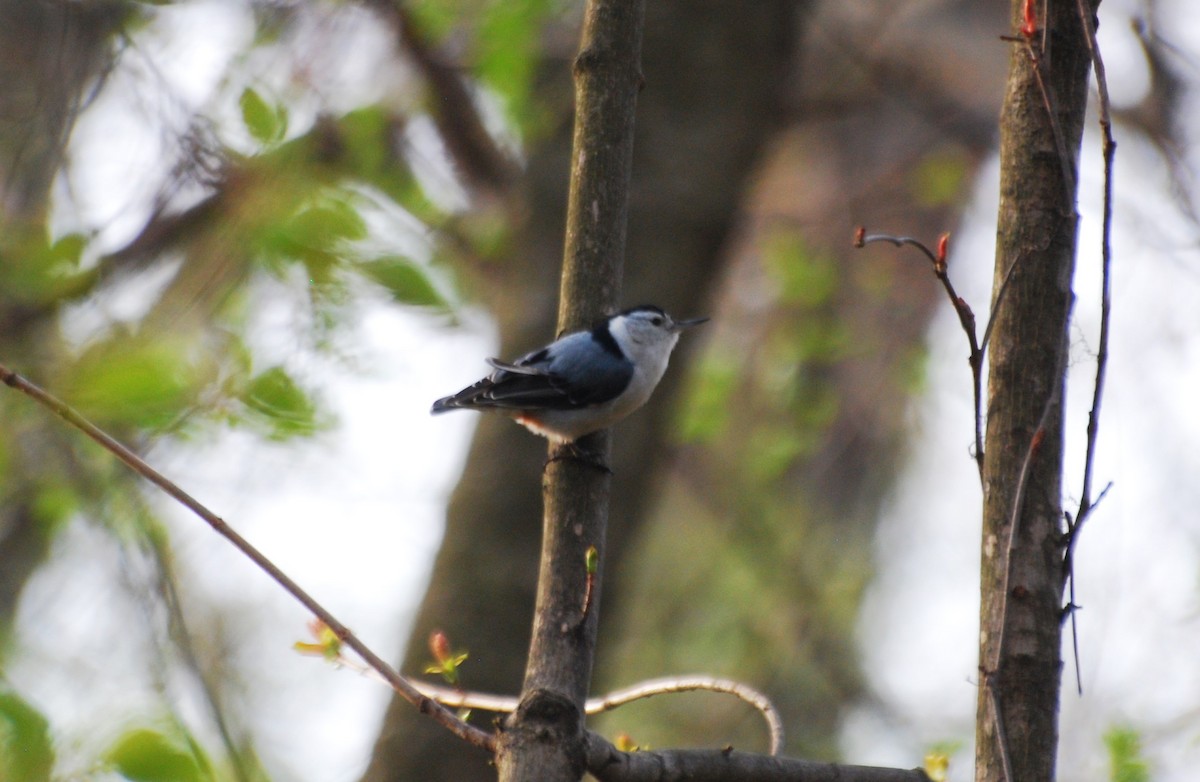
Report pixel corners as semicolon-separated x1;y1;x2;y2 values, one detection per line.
607;309;686;386
619;308;681;347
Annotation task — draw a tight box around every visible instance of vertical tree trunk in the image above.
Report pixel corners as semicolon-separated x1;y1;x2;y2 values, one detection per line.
976;1;1098;780
495;2;645;781
360;2;800;779
0;0;125;633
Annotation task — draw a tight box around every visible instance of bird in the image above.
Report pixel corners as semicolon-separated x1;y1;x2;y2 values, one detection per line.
431;305;707;444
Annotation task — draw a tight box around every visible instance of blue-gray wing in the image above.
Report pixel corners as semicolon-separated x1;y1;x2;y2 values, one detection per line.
431;332;632;413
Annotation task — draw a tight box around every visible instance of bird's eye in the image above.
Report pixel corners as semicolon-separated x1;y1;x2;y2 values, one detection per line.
650;316;664;326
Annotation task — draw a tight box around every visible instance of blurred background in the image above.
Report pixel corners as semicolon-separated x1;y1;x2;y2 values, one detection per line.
1;1;1198;781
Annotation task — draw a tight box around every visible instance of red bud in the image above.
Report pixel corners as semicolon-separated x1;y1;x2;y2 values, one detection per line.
430;630;451;664
1021;0;1038;38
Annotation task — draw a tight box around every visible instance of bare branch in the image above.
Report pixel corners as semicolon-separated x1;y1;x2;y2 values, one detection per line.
984;683;1015;782
585;732;931;782
587;676;784;756
361;0;517;195
0;361;495;753
1071;0;1116;535
412;674;785;756
988;325;1070;675
1052;0;1117;699
855;228;986;479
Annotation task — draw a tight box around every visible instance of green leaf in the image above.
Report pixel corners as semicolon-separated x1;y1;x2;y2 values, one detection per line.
405;0;457;42
335;108;442;225
240;87;286;145
31;480;79;532
48;233;88;267
359;257;446;308
1105;726;1150;782
0;231;94;304
476;0;555;131
242;366;322;440
257;195;367;284
106;728;208;782
62;337;201;430
0;692;54;782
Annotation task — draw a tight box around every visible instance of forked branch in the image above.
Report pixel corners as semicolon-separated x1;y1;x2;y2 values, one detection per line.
854;227;1017;481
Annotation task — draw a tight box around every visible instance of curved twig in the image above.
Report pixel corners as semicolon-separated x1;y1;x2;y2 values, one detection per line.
0;361;496;753
855;229;987;479
410;674;785;756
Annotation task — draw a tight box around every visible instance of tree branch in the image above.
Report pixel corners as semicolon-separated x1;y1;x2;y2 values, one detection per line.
854;229;989;478
0;361;495;753
585;733;930;782
362;0;517;195
415;675;785;756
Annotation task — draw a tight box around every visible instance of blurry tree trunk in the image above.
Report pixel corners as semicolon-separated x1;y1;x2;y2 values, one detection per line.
359;3;803;781
594;0;1009;759
976;1;1097;781
0;0;125;633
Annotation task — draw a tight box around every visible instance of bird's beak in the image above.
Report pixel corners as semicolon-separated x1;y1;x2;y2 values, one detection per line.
674;316;709;330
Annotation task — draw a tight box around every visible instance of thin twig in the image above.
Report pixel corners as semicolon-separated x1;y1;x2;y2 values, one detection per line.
1072;0;1115;536
0;361;496;753
144;530;255;782
979;255;1021;355
411;675;785;756
989;323;1071;676
1059;0;1116;698
986;681;1015;782
855;229;987;479
1061;480;1109;694
361;0;517;194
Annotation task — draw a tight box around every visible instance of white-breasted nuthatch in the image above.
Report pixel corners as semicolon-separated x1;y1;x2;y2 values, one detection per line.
431;305;707;444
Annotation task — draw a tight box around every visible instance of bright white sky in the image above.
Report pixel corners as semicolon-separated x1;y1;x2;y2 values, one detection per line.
8;1;1200;781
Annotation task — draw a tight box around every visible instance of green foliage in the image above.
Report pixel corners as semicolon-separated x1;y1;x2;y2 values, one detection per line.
909;149;968;208
257;192;368;284
406;0;459;41
105;727;213;782
763;232;837;308
923;740;963;782
239;87;288;146
744;423;809;484
30;478;80;533
1105;726;1151;782
476;0;555;131
0;691;53;782
59;336;208;431
241;366;326;440
0;230;93;306
335;108;437;222
359;256;448;309
407;0;556;134
676;353;737;443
